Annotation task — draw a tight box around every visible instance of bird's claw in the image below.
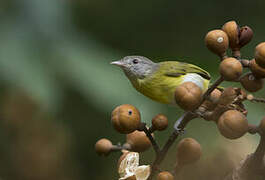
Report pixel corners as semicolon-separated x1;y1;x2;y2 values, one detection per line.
174;127;186;135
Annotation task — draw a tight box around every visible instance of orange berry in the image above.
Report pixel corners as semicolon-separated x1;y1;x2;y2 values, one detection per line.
219;58;243;81
249;59;265;79
157;171;174;180
240;73;264;92
218;87;237;106
176;138;202;166
222;21;239;50
238;26;253;48
152;114;168;131
95;138;113;156
205;30;229;57
210;89;222;102
222;21;253;50
255;42;265;68
175;82;202;111
201;89;222;110
111;104;141;134
217;110;248;139
126;130;153;152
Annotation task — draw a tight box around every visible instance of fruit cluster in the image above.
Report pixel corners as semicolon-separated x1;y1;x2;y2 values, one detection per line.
174;20;265;139
95;21;265;180
205;21;265;92
95;104;202;180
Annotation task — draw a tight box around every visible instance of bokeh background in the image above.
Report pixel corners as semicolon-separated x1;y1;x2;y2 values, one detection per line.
0;0;264;179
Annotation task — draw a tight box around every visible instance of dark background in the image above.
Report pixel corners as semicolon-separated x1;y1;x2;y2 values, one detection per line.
0;0;264;179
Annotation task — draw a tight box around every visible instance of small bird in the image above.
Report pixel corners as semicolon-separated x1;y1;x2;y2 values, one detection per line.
111;56;211;105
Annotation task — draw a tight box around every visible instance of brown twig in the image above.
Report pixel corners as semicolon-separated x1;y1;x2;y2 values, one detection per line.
240;59;250;68
233;49;241;60
172;162;182;178
149;112;196;179
148;126;155;134
138;123;160;155
224;135;265;180
248;96;265;103
148;76;225;179
248;124;259;135
111;143;131;152
202;76;224;101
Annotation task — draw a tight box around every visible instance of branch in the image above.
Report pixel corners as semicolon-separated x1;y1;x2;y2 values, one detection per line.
149;112;197;179
202;76;224;101
247;95;265;103
148;76;225;179
224;135;265;180
248;124;259;135
239;59;250;68
233;49;241;59
138;123;160;155
111;143;131;152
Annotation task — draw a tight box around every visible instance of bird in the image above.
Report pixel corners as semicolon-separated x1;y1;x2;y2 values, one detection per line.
111;56;211;105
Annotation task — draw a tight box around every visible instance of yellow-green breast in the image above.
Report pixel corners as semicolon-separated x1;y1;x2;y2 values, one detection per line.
130;61;210;104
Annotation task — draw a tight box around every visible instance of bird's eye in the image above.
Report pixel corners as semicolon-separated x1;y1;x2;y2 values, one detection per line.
132;59;139;64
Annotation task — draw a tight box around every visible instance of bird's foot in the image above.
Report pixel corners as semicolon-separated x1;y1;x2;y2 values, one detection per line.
173;112;188;134
174;127;186;135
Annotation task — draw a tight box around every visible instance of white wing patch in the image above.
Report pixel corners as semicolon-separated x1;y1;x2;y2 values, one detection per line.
182;73;205;90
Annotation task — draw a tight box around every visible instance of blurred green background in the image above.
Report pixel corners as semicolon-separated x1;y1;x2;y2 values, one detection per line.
0;0;264;179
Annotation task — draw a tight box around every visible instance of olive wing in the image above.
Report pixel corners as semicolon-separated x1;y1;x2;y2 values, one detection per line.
159;61;211;80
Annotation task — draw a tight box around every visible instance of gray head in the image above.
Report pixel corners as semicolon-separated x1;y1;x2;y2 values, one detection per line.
111;56;157;79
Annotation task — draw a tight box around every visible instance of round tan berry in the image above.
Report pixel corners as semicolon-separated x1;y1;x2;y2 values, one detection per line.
176;138;202;166
152;114;168;131
238;88;247;100
111;104;141;134
249;59;265;78
240;73;264;92
246;94;254;101
175;82;202;111
239;26;253;48
157;171;174;180
201;89;222;110
205;30;229;57
218;87;237;106
210;88;222;102
126;130;153;152
255;42;265;68
222;21;239;50
217;110;248;139
219;58;243;81
95;138;113;156
259;117;265;135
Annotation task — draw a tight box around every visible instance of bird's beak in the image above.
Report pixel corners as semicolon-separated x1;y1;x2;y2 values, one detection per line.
110;60;125;68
